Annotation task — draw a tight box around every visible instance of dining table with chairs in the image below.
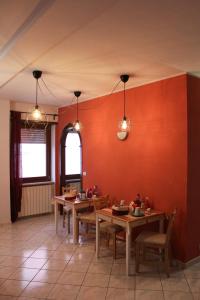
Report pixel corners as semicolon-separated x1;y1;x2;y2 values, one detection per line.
54;194;169;276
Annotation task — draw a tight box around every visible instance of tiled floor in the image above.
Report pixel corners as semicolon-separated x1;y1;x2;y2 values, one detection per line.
0;214;199;299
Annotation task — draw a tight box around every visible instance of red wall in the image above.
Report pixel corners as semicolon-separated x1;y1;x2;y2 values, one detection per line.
187;75;200;261
56;74;188;262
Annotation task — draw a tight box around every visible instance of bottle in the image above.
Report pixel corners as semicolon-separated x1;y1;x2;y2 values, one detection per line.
92;185;99;196
134;193;141;207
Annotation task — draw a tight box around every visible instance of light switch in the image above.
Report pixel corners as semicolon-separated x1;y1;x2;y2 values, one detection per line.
83;171;87;176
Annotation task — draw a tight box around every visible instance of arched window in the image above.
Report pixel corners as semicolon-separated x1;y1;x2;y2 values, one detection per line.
60;124;82;189
65;132;81;175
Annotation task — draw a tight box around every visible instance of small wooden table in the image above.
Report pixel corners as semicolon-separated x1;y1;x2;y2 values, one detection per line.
96;208;165;276
54;195;100;244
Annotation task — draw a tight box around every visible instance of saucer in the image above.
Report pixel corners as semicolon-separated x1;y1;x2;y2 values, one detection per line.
132;212;144;217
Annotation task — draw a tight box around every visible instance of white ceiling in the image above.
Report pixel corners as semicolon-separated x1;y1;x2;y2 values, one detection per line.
0;0;200;107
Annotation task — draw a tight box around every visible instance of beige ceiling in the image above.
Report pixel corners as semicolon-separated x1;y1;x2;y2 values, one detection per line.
0;0;200;107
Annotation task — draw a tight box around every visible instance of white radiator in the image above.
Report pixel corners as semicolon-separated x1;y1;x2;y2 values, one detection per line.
19;183;54;217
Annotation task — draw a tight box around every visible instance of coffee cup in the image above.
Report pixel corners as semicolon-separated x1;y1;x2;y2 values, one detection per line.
120;200;125;206
134;207;140;216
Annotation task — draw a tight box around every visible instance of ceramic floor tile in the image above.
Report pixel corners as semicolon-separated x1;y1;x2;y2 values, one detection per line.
77;286;107;300
187;278;200;293
0;279;29;296
21;281;54;298
0;266;17;279
135;290;164;300
0;296;17;300
184;268;200;279
9;268;39;281
18;297;46;300
51;250;73;261
109;275;135;289
136;276;162;290
31;249;55;259
70;252;94;262
111;263;135;276
0;278;5;286
0;256;27;267
88;262;112;274
83;273;110;287
164;291;194;300
58;271;85;285
193;293;200;300
22;258;47;269
47;283;80;299
32;269;62;283
161;277;190;292
65;261;90;273
106;287;134;300
42;258;68;271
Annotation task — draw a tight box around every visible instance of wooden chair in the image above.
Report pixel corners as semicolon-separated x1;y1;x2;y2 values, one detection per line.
77;195;124;258
135;209;176;277
62;185;73;234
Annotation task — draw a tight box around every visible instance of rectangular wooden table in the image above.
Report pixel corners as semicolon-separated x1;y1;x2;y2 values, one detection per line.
96;208;165;275
54;195;99;244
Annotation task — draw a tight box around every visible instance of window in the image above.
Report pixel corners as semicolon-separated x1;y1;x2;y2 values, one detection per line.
21;124;51;183
60;125;82;187
65;132;81;175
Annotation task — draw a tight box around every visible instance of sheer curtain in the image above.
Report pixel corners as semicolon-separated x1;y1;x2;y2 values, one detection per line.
10;111;22;222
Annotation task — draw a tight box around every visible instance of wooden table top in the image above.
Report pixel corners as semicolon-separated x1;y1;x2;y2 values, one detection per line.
96;208;165;223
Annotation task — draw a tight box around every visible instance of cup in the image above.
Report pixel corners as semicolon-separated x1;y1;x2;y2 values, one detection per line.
120;200;125;206
135;207;140;216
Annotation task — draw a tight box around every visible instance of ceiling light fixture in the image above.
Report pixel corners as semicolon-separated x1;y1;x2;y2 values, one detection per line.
117;74;130;140
119;74;130;131
32;70;42;121
74;91;81;131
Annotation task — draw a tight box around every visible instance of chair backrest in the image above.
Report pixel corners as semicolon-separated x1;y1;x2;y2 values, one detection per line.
62;185;70;195
166;209;177;244
93;195;109;212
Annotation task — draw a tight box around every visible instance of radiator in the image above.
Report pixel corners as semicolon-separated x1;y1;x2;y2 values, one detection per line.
19;183;54;217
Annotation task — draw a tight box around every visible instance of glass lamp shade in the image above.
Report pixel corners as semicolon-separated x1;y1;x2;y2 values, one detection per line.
119;116;130;132
32;105;42;121
74;120;81;131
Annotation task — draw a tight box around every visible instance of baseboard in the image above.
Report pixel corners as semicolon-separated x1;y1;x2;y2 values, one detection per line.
172;255;200;269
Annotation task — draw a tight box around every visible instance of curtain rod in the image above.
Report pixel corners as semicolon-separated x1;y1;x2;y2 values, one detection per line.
13;110;58;118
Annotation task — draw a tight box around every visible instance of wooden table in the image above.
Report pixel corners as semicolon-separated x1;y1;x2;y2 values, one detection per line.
96;208;165;275
54;195;99;244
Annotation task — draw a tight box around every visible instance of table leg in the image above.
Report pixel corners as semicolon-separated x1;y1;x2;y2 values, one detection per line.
159;217;164;233
55;200;58;234
96;214;100;258
126;224;131;276
73;207;79;244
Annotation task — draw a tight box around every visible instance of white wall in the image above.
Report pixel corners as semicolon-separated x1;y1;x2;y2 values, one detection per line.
0;100;11;224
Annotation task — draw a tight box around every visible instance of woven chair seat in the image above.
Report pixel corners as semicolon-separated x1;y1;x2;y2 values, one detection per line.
78;212;96;223
136;231;166;247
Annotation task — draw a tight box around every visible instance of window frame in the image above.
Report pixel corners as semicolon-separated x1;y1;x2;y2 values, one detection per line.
60;124;82;188
21;122;51;184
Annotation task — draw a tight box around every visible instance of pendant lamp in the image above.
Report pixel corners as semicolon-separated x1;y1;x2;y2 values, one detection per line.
119;74;130;132
74;91;81;131
32;70;42;121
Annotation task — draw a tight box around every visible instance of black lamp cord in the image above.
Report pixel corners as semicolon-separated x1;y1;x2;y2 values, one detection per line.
36;79;38;107
76;96;79;121
123;81;126;119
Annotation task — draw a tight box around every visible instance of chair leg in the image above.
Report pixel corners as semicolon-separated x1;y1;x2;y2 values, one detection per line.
63;213;66;228
164;247;170;277
135;243;140;273
113;233;116;259
67;212;70;234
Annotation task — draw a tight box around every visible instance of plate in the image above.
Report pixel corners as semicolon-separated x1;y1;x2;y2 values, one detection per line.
132;212;144;217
